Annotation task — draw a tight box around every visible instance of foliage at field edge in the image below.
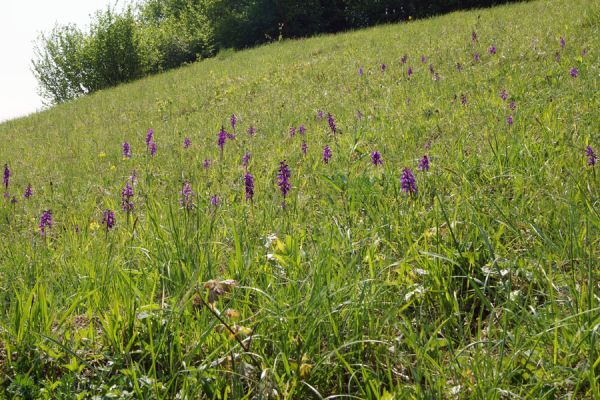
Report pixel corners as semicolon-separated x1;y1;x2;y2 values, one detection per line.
3;0;600;398
32;0;519;105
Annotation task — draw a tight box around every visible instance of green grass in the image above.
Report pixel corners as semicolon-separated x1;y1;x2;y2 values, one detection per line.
1;0;599;398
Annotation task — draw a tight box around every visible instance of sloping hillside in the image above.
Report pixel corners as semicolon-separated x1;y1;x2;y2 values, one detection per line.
0;0;598;398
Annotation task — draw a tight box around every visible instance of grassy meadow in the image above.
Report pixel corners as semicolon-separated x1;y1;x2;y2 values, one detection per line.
0;0;599;398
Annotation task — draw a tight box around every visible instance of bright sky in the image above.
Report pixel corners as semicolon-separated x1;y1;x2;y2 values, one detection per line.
0;0;118;123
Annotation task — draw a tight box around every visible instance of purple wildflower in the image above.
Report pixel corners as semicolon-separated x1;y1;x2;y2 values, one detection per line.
407;67;413;77
227;132;236;140
203;159;212;169
401;168;418;195
242;152;251;168
10;196;17;205
371;151;383;166
474;53;480;62
317;110;324;119
289;127;296;137
327;114;337;134
381;63;386;73
301;140;308;156
298;125;306;135
277;160;291;202
461;94;467;105
129;170;137;184
184;137;191;148
123;142;131;158
121;181;134;212
506;115;514;126
509;101;517;111
179;182;194;210
488;45;497;55
500;89;509;101
244;172;254;201
560;36;565;49
322;145;332;164
471;31;477;42
421;55;426;64
145;129;154;148
102;209;115;231
39;210;52;236
570;67;578;78
247;126;256;136
218;126;227;151
358;66;363;76
23;184;32;199
211;195;220;208
149;142;157;156
3;164;10;189
586;146;597;166
230;114;237;131
418;155;430;171
401;55;407;64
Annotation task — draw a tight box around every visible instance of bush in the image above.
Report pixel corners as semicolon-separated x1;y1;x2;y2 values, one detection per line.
32;24;88;105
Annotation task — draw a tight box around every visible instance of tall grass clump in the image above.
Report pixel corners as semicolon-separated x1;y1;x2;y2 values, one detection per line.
1;0;599;398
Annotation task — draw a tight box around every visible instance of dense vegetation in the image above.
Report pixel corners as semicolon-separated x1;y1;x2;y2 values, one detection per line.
32;0;518;104
3;0;599;398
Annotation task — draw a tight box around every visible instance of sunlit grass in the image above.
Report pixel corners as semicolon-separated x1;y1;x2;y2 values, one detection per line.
0;0;598;398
